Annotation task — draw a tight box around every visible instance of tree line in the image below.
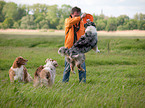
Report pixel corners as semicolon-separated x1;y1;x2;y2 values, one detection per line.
0;1;145;31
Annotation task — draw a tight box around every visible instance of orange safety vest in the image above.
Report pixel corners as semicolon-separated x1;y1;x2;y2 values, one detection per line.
64;16;85;49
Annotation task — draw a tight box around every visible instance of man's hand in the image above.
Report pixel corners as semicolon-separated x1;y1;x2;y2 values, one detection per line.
81;13;86;19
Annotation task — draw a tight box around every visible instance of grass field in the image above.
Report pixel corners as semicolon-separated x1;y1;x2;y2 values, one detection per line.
0;30;145;108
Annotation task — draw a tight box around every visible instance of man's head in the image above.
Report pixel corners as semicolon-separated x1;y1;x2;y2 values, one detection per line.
71;6;81;17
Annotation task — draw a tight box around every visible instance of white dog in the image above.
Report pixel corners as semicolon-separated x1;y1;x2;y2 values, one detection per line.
33;58;58;87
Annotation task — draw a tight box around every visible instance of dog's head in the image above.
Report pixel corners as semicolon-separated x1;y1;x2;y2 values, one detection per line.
45;58;58;67
84;20;96;28
84;21;97;36
58;47;69;56
14;56;28;67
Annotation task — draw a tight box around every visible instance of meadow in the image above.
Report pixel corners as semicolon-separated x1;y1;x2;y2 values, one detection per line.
0;30;145;108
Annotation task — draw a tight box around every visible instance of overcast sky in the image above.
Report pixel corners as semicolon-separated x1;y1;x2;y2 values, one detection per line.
4;0;145;18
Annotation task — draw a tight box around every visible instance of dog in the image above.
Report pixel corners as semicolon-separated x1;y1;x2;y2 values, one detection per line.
9;56;33;83
62;21;100;58
58;47;85;74
33;58;58;87
84;24;100;53
82;19;100;53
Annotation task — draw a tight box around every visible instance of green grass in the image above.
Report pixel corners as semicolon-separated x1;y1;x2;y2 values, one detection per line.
0;32;145;108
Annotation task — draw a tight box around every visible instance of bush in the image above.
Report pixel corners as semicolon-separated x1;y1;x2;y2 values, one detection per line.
20;15;36;29
117;25;128;31
138;20;145;30
42;24;49;29
106;17;117;31
96;19;107;31
0;23;3;29
13;21;19;29
2;17;14;29
39;20;49;29
126;19;138;30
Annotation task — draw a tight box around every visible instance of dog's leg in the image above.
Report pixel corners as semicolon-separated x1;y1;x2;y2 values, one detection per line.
33;77;40;87
40;70;49;87
9;70;15;82
41;78;49;87
23;67;33;83
71;54;79;58
93;45;100;53
76;64;85;72
70;63;76;74
27;73;33;82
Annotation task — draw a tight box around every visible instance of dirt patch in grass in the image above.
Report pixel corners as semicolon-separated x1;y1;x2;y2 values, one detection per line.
0;29;145;36
98;30;145;36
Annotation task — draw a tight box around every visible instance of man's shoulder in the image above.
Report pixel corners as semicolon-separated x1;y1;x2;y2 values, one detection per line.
65;18;70;23
65;17;71;21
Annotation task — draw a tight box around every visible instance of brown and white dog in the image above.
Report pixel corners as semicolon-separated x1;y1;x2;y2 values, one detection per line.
33;59;58;87
9;56;33;83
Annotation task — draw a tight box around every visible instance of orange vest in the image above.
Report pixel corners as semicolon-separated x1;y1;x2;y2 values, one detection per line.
64;16;85;49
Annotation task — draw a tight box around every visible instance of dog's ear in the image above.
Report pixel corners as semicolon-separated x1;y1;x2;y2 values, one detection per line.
17;57;22;64
45;58;50;63
49;59;53;61
45;58;54;63
16;60;20;64
85;31;92;36
84;21;96;28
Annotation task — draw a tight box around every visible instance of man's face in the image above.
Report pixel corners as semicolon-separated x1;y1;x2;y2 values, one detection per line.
72;11;80;17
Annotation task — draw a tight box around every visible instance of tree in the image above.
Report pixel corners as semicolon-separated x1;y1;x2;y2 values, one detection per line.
126;19;138;30
34;13;45;29
93;14;105;21
34;14;44;24
46;5;59;29
16;5;26;21
2;2;18;21
29;4;48;29
30;3;48;17
0;1;6;22
59;4;72;19
20;15;36;29
106;17;117;31
134;13;139;20
13;21;20;29
117;25;128;31
134;13;145;20
39;20;49;29
96;19;107;31
2;17;14;29
57;4;72;30
117;15;129;26
138;20;145;30
22;4;30;15
139;13;145;20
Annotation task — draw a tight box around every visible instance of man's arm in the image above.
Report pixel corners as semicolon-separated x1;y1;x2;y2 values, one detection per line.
65;16;81;29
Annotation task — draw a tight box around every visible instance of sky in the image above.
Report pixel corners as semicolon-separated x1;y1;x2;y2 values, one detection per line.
4;0;145;18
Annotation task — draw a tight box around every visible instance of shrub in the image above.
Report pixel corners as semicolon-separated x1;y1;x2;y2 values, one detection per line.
13;21;19;29
2;17;14;29
106;17;117;31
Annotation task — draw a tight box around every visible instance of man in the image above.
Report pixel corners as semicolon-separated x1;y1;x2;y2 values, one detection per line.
62;6;86;83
